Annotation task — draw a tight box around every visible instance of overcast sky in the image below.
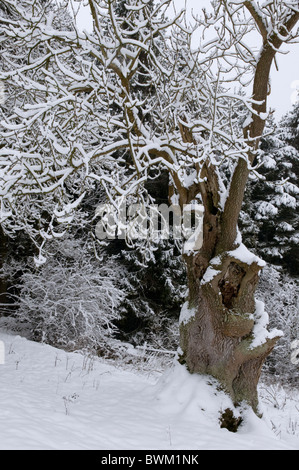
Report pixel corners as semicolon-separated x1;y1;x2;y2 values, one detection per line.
172;0;299;120
75;0;299;120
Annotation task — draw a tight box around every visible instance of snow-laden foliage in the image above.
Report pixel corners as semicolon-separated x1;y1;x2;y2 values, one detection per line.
114;240;184;350
6;237;125;352
257;265;299;385
0;0;259;255
241;109;299;274
0;0;297;257
281;102;299;150
0;0;297;256
0;0;86;256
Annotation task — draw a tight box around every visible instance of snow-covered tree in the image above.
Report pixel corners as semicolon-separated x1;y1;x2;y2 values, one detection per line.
257;265;299;385
0;0;78;312
5;236;125;352
96;0;185;344
241;110;299;275
282;101;299;150
1;0;299;415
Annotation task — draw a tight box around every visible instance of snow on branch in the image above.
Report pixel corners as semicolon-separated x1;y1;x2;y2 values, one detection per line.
0;0;297;255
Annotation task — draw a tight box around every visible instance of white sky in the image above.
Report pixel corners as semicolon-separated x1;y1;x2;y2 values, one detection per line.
172;0;299;120
74;0;299;120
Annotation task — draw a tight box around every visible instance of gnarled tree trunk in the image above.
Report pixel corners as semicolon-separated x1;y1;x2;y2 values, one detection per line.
179;243;280;414
176;7;299;413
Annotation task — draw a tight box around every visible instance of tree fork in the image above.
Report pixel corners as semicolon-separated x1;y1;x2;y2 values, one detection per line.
177;2;299;416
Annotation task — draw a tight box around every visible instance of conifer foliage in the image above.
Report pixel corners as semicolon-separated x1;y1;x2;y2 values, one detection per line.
241;107;299;275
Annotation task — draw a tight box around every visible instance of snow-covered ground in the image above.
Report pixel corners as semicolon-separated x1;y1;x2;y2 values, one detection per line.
0;330;298;450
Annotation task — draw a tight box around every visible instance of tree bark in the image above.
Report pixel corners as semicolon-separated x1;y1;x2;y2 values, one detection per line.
180;247;280;413
177;7;299;414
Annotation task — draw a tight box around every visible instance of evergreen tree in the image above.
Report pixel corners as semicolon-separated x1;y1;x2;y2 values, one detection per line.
241;109;299;275
282;102;299;150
